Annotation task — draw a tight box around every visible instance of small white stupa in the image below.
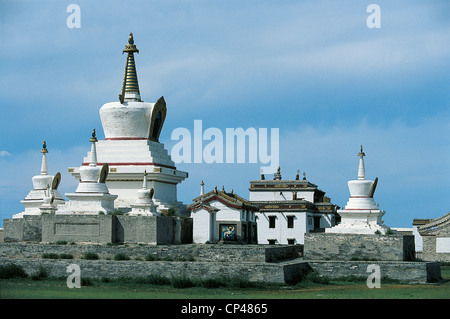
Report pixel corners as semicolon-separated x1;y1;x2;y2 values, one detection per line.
39;185;58;214
129;171;159;216
58;129;117;215
326;146;389;234
13;141;65;218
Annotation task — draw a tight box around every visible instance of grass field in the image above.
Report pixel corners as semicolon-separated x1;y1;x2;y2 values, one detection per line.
1;266;449;299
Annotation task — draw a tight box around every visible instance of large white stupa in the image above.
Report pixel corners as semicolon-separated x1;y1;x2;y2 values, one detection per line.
68;33;188;213
326;146;389;234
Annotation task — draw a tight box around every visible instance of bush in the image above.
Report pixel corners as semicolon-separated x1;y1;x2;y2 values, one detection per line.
54;240;68;245
59;253;74;259
31;265;48;281
145;254;160;261
0;263;28;279
83;252;99;260
114;253;130;261
42;253;59;259
81;278;94;286
171;276;195;288
135;274;171;286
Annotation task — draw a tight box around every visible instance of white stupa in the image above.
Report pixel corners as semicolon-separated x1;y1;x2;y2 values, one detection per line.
326;146;389;234
39;185;58;215
13;141;65;218
129;171;159;216
68;33;188;213
58;129;117;215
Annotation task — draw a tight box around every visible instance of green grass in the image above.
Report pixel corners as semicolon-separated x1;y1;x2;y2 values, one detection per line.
1;264;449;299
1;276;449;299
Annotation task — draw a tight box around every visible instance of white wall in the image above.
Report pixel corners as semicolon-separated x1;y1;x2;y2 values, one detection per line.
256;212;307;245
192;208;212;244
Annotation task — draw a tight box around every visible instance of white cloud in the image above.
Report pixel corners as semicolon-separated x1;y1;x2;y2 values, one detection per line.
0;151;11;156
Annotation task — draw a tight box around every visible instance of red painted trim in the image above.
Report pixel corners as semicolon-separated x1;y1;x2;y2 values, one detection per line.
104;137;148;140
202;195;243;210
81;162;176;169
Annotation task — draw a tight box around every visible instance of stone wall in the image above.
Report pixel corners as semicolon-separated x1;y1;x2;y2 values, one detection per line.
304;233;415;261
0;243;306;284
0;243;301;263
0;243;439;284
422;236;450;262
3;215;193;245
307;261;441;284
0;257;309;284
4;216;42;242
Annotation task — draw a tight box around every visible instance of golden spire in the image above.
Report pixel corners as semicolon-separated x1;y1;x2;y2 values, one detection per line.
119;32;141;103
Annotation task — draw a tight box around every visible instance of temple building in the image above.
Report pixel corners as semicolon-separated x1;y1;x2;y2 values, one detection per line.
188;184;258;244
416;212;450;262
326;146;389;234
12;141;65;218
249;167;339;245
68;33;188;214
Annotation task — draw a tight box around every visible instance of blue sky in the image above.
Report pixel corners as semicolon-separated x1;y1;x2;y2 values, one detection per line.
0;0;449;228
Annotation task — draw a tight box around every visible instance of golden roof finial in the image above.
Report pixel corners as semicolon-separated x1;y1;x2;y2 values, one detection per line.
90;128;98;142
128;32;134;45
358;145;365;157
41;140;48;153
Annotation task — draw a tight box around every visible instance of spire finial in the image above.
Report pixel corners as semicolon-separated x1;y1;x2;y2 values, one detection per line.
358;145;366;180
200;180;205;195
119;32;141;103
41;140;48;154
90;128;98;142
88;129;98;166
128;32;134;45
142;170;148;190
358;145;365;157
40;140;48;175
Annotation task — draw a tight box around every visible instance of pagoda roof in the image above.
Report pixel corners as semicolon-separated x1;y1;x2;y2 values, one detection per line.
249;179;328;200
417;212;450;236
188;187;259;211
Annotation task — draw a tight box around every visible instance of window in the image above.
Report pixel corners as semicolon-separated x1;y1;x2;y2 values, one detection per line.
287;216;294;228
269;216;276;228
287;239;295;245
268;239;276;245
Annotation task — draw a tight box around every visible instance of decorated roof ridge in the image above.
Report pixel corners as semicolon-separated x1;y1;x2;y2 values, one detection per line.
417;212;450;233
191;187;259;210
249;179;318;186
186;201;220;212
